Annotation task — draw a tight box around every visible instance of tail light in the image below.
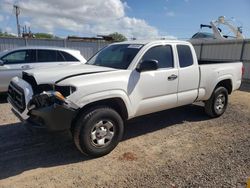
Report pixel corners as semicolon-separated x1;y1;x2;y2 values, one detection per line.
242;65;245;77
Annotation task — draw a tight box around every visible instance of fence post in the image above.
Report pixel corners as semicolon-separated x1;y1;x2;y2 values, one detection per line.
64;39;67;47
24;38;28;46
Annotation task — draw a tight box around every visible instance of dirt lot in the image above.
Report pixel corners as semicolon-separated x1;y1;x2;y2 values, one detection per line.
0;89;249;188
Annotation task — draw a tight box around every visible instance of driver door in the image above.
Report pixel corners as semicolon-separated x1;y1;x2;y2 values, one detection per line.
130;45;178;116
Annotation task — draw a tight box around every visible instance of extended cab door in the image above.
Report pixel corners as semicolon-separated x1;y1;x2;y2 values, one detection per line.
176;44;199;105
132;45;178;116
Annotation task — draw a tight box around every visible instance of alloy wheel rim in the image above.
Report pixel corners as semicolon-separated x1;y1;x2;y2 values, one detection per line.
90;120;114;147
215;93;226;113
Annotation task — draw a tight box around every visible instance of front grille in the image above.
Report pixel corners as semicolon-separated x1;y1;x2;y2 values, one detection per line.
8;82;26;112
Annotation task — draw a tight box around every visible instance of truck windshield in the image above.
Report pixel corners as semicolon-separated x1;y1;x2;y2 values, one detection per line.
86;44;143;69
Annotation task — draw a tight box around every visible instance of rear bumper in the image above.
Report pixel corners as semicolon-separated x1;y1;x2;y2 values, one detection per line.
28;103;77;131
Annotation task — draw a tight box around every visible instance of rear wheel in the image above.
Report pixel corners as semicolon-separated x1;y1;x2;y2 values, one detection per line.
73;107;124;157
205;87;228;117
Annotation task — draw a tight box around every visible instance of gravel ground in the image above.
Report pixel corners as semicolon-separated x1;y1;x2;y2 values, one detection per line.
0;90;249;188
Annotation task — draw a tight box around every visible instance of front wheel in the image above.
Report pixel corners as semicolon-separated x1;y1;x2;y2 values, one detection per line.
73;107;124;157
204;87;228;118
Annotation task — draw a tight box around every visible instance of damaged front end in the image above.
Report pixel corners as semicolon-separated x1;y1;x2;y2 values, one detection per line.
8;75;79;131
27;91;77;131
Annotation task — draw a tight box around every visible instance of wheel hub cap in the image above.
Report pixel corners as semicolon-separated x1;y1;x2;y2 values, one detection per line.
215;94;226;112
91;120;114;147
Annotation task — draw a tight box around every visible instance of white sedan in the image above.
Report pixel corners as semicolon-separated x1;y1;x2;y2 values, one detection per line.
0;46;86;92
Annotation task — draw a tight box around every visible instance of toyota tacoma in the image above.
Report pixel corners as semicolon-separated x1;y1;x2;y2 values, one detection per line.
8;40;243;157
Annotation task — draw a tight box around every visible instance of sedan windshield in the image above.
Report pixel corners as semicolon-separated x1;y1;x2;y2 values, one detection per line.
86;44;143;69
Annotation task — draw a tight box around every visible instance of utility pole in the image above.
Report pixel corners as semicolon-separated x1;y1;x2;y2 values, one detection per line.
13;4;21;37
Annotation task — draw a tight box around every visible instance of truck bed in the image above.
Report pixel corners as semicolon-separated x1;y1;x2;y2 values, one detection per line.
197;62;242;101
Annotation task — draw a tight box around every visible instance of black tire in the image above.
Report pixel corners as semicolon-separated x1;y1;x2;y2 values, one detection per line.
204;86;228;118
73;107;124;157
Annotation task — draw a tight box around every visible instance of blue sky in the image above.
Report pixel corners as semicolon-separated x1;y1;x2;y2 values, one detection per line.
124;0;250;39
0;0;249;39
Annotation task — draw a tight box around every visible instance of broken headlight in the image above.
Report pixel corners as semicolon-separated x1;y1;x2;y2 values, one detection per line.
54;85;76;97
27;91;66;110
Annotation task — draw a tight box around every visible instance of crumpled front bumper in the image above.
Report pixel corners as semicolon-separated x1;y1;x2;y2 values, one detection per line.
28;103;76;131
8;77;77;131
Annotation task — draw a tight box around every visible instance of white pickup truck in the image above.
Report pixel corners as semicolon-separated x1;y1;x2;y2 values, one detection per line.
8;40;243;157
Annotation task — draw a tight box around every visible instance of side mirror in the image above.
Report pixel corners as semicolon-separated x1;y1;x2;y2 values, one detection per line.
136;59;158;72
0;60;4;66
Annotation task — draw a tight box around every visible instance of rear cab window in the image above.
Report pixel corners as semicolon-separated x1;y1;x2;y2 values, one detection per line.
177;45;193;68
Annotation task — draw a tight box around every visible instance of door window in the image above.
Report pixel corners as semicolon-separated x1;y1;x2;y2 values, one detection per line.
59;51;79;61
141;45;173;68
56;51;65;61
37;50;57;62
177;45;193;68
1;50;35;64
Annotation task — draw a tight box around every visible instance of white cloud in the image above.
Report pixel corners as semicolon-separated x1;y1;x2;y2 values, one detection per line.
166;11;175;17
23;21;31;27
123;1;131;10
160;35;177;40
0;0;166;39
4;26;12;33
164;6;175;17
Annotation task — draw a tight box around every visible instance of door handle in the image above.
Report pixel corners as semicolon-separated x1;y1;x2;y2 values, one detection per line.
21;65;31;69
168;74;178;81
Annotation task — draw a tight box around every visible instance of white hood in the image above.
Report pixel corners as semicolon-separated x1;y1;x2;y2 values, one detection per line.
24;64;116;84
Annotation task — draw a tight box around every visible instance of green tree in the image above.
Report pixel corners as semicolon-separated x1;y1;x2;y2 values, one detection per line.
108;32;127;42
34;33;54;39
0;29;16;37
